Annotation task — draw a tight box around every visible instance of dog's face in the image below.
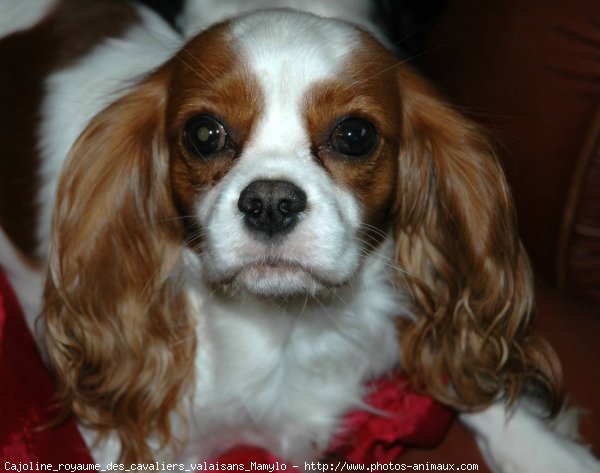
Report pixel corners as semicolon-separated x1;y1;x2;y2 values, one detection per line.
167;12;400;297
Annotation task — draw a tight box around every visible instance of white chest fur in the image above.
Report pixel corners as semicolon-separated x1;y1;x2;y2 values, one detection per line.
180;242;407;462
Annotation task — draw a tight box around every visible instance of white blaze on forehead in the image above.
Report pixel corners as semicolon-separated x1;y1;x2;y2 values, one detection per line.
195;11;367;296
230;10;361;158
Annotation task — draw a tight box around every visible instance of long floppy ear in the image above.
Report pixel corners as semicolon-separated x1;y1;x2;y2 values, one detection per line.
43;70;196;462
393;68;561;412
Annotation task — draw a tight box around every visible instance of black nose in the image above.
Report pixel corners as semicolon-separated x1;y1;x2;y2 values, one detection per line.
238;180;307;237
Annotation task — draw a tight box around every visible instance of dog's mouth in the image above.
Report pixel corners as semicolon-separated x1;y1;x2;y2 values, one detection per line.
209;258;345;298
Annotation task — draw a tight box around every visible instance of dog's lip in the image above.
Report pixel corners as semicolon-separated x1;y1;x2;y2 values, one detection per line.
213;257;346;289
250;259;301;270
234;257;308;276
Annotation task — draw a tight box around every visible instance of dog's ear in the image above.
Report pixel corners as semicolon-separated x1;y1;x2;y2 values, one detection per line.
43;70;195;462
392;68;561;411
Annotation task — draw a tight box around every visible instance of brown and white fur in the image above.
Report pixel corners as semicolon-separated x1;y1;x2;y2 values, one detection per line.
0;0;598;471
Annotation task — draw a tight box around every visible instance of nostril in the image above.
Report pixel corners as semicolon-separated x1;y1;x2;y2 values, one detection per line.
280;192;306;214
238;180;307;237
249;199;262;213
238;190;263;215
279;200;292;214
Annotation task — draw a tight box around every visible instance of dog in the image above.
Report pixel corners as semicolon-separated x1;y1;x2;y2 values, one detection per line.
1;0;599;471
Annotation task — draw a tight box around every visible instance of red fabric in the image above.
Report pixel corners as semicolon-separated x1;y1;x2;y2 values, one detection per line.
0;270;453;466
0;271;93;463
210;446;292;469
326;373;454;463
210;374;454;468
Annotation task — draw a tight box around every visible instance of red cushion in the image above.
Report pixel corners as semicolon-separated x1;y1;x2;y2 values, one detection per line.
0;271;93;463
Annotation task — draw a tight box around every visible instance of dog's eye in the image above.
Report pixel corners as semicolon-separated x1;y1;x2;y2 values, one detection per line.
183;115;227;157
330;117;378;157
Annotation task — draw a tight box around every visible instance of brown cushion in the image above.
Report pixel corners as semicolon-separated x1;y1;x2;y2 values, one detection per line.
420;0;600;299
562;108;600;303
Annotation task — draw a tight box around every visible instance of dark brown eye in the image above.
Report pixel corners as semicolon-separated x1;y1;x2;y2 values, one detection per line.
183;115;227;157
330;117;378;157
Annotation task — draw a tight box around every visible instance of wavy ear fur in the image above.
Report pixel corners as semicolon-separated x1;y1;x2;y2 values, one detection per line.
393;68;561;412
43;71;196;462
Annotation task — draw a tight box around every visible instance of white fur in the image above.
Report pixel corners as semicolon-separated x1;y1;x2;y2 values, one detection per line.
197;11;364;297
179;0;380;37
0;0;58;38
36;3;182;260
177;241;405;462
1;2;599;471
462;402;600;473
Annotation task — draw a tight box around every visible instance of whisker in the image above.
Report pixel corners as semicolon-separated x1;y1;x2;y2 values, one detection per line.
141;262;168;298
312;296;343;329
389;16;439;52
136;20;218;84
138;24;183;51
347;40;459;90
298;294;310;320
358;222;392;241
167;52;211;84
182;227;206;246
351;231;421;306
344;16;439;88
133;214;198;230
179;47;218;81
170;332;198;347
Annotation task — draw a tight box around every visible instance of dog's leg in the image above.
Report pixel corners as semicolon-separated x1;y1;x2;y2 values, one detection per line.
460;400;600;473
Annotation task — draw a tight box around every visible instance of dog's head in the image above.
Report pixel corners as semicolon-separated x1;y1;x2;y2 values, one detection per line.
164;12;405;299
44;10;560;462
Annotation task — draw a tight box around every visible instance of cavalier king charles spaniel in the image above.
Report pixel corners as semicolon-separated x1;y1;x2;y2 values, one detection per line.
1;0;598;471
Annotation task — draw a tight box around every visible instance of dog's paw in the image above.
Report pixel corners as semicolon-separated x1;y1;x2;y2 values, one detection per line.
481;428;600;473
462;402;600;473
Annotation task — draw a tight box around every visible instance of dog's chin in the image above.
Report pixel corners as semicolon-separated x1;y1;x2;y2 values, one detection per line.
210;262;344;299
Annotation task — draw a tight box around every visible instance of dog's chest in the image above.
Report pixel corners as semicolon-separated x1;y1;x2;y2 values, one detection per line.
183;272;404;461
